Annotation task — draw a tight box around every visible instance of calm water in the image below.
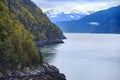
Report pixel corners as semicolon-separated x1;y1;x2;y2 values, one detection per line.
40;33;120;80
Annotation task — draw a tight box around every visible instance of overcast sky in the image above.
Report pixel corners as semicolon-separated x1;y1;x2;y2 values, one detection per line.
31;0;120;12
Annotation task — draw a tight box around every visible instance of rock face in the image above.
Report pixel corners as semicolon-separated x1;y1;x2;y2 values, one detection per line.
0;64;66;80
36;39;65;47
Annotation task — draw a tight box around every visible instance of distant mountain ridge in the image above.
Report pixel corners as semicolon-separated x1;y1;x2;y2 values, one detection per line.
55;5;120;33
46;9;94;22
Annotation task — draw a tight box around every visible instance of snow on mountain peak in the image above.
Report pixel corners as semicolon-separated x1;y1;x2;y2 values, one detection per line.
46;9;61;16
46;9;94;16
45;9;95;22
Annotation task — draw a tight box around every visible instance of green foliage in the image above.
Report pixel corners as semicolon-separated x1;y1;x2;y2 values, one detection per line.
3;0;64;41
0;1;40;72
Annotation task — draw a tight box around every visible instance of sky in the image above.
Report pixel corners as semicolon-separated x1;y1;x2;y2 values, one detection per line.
31;0;120;13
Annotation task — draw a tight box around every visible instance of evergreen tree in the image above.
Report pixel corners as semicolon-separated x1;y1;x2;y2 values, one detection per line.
0;0;40;72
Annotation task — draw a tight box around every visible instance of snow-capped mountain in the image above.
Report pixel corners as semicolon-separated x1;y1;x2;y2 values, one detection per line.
55;6;120;33
45;9;94;23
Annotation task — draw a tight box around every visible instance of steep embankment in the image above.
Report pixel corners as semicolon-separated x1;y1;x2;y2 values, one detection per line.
3;0;65;46
0;0;40;73
0;0;66;80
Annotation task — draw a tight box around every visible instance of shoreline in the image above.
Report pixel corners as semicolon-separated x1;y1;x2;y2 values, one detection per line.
0;64;66;80
0;38;68;80
36;38;66;47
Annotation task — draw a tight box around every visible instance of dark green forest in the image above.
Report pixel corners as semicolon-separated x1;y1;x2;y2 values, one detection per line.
0;0;65;73
0;0;41;72
3;0;64;41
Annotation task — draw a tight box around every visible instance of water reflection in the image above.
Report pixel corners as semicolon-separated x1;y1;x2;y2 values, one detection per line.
38;44;60;63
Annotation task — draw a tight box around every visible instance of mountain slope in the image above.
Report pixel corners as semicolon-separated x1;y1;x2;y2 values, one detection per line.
55;6;120;33
0;1;66;80
3;0;65;42
0;0;40;72
93;10;120;33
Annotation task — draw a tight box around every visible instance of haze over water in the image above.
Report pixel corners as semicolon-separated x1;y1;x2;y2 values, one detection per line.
40;33;120;80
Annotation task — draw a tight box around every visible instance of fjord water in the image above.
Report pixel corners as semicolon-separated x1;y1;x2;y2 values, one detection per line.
40;33;120;80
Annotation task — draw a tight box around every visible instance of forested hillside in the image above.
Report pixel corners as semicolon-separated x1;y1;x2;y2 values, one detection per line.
3;0;65;42
0;0;66;79
0;0;40;72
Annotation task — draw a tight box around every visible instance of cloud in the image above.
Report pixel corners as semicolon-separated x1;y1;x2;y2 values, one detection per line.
88;22;99;26
31;0;120;12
